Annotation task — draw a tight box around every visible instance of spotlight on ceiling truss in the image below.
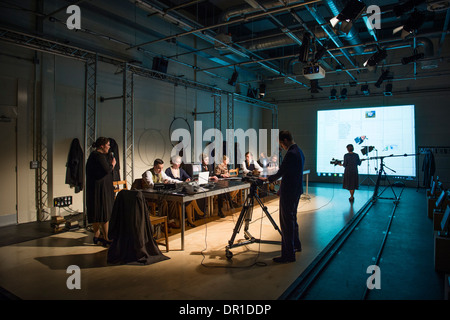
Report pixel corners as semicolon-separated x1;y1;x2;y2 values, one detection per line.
330;0;366;34
393;0;426;17
298;32;311;63
363;47;387;70
259;83;266;98
393;9;426;39
340;88;348;100
375;70;391;88
384;83;393;96
228;70;238;86
401;51;425;64
309;80;323;94
329;88;337;100
361;84;370;96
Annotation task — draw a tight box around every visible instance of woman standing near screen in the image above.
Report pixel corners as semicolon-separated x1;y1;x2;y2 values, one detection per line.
339;144;361;202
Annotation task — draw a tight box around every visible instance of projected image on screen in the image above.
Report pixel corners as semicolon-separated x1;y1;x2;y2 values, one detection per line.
317;105;416;177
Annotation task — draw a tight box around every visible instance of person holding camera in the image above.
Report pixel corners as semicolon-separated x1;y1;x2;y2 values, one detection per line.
261;131;304;263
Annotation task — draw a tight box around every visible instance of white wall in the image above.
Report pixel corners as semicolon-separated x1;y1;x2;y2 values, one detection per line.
275;90;450;187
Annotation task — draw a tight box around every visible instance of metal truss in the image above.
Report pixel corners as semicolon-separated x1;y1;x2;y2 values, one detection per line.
0;27;278;221
123;63;134;187
83;54;98;226
213;94;221;132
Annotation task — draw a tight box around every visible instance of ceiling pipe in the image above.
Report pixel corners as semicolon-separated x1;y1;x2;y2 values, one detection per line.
322;0;365;54
128;0;321;49
130;0;308;86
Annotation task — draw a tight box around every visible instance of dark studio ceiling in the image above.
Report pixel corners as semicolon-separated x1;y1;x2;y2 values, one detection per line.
1;0;450;100
136;0;450;98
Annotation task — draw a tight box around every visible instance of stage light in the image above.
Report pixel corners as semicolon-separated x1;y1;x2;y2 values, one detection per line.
329;88;337;100
393;0;426;17
330;0;366;34
340;88;348;100
247;87;257;98
361;146;375;156
364;47;387;70
384;83;393;96
401;52;425;65
393;9;426;39
309;79;322;93
361;84;370;96
228;70;239;86
298;33;311;63
375;70;390;88
258;83;266;98
313;44;327;63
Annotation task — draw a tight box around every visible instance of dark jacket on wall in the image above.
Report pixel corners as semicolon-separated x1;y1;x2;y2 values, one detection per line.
65;138;84;193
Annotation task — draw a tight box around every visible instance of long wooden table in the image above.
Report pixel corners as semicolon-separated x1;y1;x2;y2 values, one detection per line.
139;170;311;251
140;179;251;250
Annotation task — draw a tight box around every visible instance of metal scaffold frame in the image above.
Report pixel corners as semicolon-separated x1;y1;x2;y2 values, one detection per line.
83;54;98;226
0;27;278;221
123;63;134;188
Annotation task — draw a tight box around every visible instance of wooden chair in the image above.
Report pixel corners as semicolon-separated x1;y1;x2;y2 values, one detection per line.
131;178;169;251
149;215;169;252
113;180;128;196
229;168;239;176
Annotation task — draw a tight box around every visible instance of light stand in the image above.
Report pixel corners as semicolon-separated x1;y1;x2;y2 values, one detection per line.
369;153;417;203
225;179;281;260
360;145;376;186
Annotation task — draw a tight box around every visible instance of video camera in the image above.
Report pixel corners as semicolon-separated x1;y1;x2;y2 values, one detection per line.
242;173;265;186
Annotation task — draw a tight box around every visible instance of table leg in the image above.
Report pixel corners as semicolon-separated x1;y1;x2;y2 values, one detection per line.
181;203;185;250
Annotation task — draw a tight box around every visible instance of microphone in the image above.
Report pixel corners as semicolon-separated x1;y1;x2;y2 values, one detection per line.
110;152;115;161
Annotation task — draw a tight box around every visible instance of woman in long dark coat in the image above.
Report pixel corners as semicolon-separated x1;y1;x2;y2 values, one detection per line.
86;137;116;245
340;144;361;202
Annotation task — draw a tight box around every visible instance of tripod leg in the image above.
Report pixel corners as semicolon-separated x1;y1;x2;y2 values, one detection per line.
227;196;252;249
254;194;282;236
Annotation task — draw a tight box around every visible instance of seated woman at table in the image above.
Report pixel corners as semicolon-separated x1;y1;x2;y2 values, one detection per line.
165;155;191;182
214;155;230;178
214;155;240;217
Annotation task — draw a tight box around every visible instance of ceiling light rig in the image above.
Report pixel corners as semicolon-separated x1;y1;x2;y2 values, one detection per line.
363;47;387;71
330;0;366;34
361;84;370;96
375;70;392;88
393;9;426;39
401;50;425;65
384;83;393;96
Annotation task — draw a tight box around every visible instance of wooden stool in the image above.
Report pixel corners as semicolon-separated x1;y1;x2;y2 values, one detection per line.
149;215;169;252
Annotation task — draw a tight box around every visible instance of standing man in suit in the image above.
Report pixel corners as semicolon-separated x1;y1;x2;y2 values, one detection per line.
261;130;305;263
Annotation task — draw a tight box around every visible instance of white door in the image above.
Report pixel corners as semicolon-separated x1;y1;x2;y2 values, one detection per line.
0;116;17;226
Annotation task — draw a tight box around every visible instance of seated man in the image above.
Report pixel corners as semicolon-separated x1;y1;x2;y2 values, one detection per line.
242;152;263;175
142;159;180;226
142;158;180;188
165;155;191;182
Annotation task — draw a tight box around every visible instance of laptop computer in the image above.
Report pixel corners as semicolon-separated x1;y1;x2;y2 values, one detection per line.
198;171;209;185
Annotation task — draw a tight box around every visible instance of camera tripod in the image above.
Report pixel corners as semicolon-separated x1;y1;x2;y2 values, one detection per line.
225;181;281;260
